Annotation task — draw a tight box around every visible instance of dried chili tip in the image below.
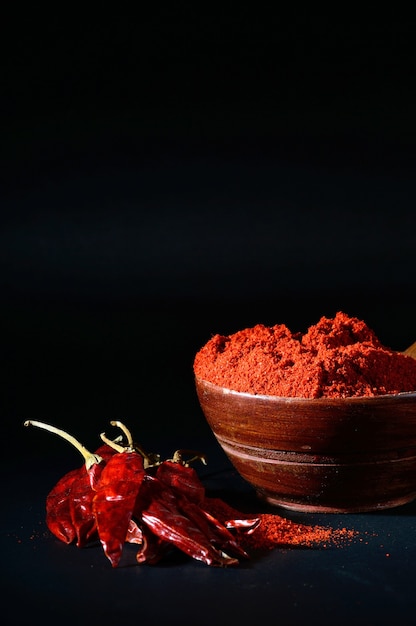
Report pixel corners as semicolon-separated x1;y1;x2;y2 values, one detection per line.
135;525;171;565
201;496;261;549
202;497;261;530
126;519;143;545
224;517;261;534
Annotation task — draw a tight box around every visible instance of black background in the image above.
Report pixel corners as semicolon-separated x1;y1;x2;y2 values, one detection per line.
2;8;416;625
3;9;415;440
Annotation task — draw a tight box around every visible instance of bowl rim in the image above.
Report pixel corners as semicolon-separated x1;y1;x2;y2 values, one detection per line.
195;376;416;403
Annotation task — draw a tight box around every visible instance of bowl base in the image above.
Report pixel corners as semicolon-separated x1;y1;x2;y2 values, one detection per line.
257;491;416;514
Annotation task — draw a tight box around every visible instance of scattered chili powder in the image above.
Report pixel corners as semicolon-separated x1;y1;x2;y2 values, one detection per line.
203;497;359;551
193;311;416;398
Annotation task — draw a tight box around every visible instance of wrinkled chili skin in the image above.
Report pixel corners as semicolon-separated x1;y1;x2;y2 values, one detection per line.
44;438;256;567
93;452;145;568
136;474;243;567
131;474;172;564
141;500;239;567
126;519;143;545
46;444;116;547
46;468;80;544
154;461;250;558
135;523;171;565
69;468;103;548
155;460;205;505
180;499;250;560
71;444;119;547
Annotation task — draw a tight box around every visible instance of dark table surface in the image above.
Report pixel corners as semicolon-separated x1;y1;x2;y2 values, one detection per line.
4;420;416;626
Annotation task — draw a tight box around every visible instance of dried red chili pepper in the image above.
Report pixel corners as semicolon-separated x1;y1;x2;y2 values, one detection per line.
70;442;123;548
26;419;260;568
24;420;114;548
44;467;80;544
97;421;258;567
154;452;260;544
155;452;206;505
93;452;146;567
93;422;199;566
93;421;147;567
137;474;250;566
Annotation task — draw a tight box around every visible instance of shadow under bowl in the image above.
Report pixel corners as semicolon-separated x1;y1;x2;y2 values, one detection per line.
195;378;416;513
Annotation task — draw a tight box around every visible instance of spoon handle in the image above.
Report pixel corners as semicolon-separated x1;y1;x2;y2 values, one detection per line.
403;341;416;360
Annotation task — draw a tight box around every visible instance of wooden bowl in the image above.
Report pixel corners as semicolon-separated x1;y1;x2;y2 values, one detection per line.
195;378;416;513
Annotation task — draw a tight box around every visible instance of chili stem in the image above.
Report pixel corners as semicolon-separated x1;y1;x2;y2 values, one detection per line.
99;431;126;453
110;420;134;447
172;449;208;466
103;420;157;468
24;420;103;469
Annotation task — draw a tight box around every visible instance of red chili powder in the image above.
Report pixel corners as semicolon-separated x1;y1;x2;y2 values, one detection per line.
204;497;359;551
193;311;416;398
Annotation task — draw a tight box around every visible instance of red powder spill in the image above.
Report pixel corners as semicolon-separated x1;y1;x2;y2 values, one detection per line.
194;311;416;398
204;497;360;551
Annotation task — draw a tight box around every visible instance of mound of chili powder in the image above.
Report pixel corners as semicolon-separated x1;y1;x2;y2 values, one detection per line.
193;311;416;398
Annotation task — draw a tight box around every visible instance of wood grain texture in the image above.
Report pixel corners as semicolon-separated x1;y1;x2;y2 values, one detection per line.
195;378;416;513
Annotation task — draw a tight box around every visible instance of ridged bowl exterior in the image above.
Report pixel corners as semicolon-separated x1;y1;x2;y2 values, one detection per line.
195;378;416;512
